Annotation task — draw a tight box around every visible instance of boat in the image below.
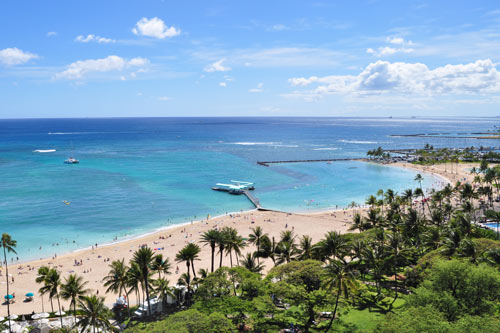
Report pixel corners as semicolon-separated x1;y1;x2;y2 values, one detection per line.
64;157;79;164
212;180;255;194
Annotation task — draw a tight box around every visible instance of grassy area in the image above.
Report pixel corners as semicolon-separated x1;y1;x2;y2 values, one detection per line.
342;298;405;332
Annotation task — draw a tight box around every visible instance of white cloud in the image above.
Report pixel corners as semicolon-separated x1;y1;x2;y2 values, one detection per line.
271;24;288;31
249;82;264;93
0;47;38;66
287;59;500;98
387;37;405;45
132;17;180;39
219;82;227;87
367;37;414;57
204;59;231;72
75;34;116;44
47;31;57;37
158;96;172;101
54;55;149;80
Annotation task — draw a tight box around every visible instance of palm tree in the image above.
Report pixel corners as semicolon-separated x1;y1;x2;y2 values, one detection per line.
276;239;299;264
103;259;130;313
151;254;171;279
248;226;267;264
41;268;64;328
223;227;245;267
323;259;358;332
217;229;229;268
75;295;112;333
240;252;265;273
315;231;348;262
298;235;314;260
60;274;89;324
200;229;220;272
177;273;192;305
35;266;50;312
154;278;173;308
132;247;155;317
127;262;143;306
176;243;200;287
1;233;16;332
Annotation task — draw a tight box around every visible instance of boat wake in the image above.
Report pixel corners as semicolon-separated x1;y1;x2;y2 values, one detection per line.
313;147;340;151
338;140;387;144
33;149;56;153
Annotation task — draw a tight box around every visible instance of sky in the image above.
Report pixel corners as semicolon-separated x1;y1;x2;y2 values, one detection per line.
1;0;500;118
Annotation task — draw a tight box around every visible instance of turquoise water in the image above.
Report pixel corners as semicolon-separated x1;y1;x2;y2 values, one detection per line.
0;117;497;261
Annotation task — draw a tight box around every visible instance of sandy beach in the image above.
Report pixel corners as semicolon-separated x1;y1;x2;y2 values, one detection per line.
0;162;473;316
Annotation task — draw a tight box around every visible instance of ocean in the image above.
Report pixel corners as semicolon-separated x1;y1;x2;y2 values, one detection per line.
0;117;498;261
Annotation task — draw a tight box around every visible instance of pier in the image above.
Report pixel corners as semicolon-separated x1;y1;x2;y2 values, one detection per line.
212;180;261;209
257;158;363;166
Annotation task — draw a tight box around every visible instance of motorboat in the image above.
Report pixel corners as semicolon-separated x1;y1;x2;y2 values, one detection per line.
64;157;79;164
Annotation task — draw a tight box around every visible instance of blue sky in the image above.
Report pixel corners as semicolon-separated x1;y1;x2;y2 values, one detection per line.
1;1;500;118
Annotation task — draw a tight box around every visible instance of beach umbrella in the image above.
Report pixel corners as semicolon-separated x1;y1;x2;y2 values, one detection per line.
4;294;13;299
55;310;65;316
0;316;4;321
25;292;34;297
8;314;18;320
31;314;40;320
37;312;50;319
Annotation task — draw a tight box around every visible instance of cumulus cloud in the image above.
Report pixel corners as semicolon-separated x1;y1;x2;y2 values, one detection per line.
54;55;149;80
0;47;38;66
367;37;414;57
75;34;116;44
219;82;227;87
249;82;264;93
204;59;231;72
47;31;57;37
132;17;180;39
287;59;500;98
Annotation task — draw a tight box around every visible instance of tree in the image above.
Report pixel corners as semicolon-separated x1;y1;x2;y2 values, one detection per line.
248;226;267;264
1;233;16;333
176;243;201;294
223;227;245;267
132;247;155;317
40;268;64;328
200;229;220;272
154;278;173;308
35;266;51;312
60;274;89;323
314;231;348;262
323;259;358;332
239;252;264;273
298;235;314;260
127;262;143;307
103;259;131;314
76;295;113;333
151;254;171;279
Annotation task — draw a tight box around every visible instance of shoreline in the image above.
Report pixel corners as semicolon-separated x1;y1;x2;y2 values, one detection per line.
0;161;466;316
15;161;447;264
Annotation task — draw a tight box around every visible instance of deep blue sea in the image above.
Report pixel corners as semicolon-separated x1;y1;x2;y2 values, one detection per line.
0;117;498;261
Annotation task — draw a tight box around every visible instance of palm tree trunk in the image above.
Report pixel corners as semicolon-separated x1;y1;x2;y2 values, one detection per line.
219;247;224;268
325;282;342;332
4;247;11;333
191;259;196;278
144;276;152;317
57;294;64;328
50;297;54;312
211;245;215;272
73;300;77;326
229;251;233;267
